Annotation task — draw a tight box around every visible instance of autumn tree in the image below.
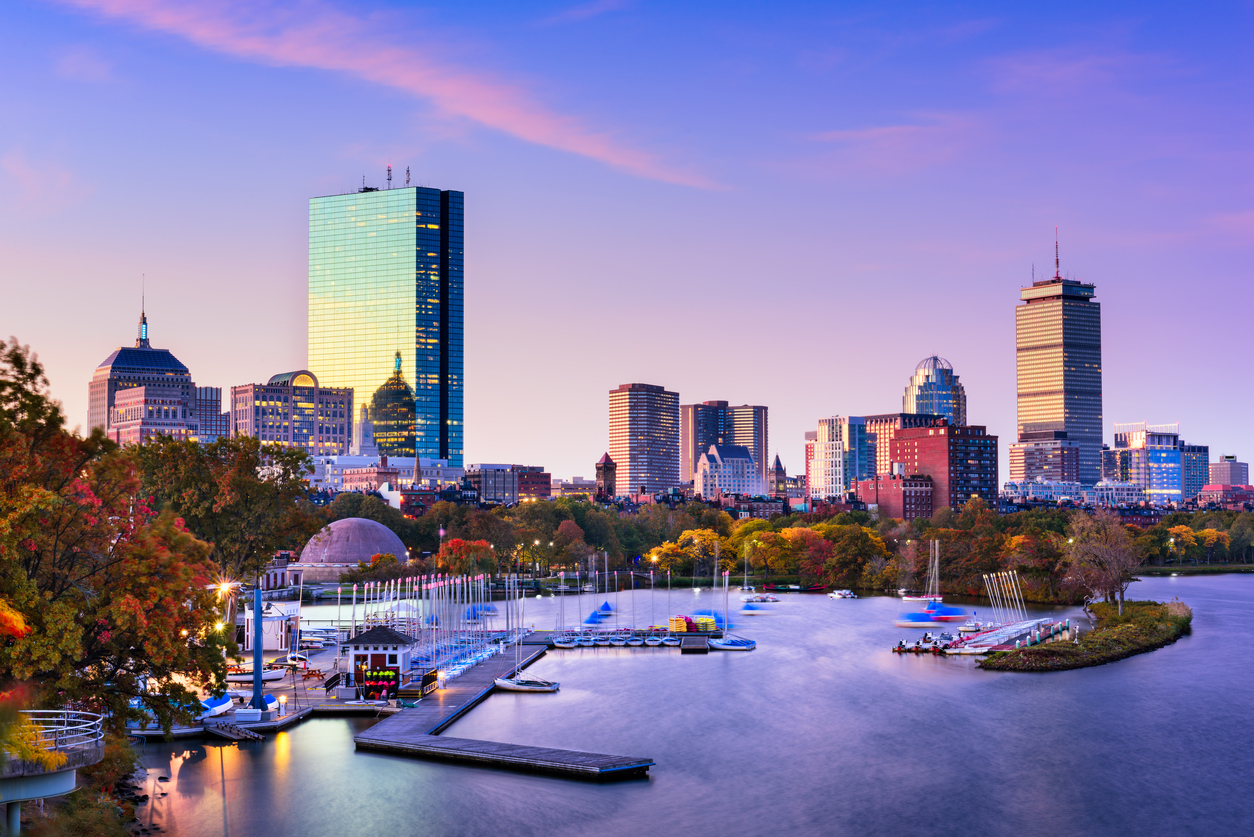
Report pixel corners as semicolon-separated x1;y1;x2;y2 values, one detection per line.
1063;511;1141;615
436;538;496;575
0;339;228;732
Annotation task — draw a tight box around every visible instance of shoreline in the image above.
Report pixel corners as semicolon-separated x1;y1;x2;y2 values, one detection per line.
978;600;1192;672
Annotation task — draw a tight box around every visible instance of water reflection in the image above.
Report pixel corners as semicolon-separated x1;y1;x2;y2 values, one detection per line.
139;578;1250;837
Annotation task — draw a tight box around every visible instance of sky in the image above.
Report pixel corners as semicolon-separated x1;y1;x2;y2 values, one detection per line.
1;0;1251;480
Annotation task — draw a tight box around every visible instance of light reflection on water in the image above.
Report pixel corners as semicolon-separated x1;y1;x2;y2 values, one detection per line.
139;577;1251;837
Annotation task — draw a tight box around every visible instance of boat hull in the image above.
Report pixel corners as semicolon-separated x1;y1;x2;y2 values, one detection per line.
226;668;286;683
494;678;559;692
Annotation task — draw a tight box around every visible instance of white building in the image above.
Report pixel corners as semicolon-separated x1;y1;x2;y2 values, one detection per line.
1088;481;1147;507
695;444;766;498
1001;478;1084;503
809;417;874;499
309;455;462;492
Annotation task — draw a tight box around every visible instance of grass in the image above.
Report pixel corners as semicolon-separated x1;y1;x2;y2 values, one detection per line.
978;599;1192;672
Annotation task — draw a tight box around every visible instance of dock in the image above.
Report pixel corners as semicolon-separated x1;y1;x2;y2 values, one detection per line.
680;636;709;654
354;636;654;780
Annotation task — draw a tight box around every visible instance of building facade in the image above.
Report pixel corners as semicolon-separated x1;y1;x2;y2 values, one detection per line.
803;431;817;498
855;473;933;522
1180;443;1210;502
89;310;196;438
1001;479;1085;504
809;417;875;499
1089;481;1147;507
308;185;464;465
466;464;521;505
1015;256;1103;485
863;412;943;477
694;444;766;499
195;387;230;444
595;453;617;500
1210;456;1249;487
108;384;199;446
889;423;999;510
1009;439;1080;483
902;356;966;427
608;383;680;495
680;401;769;483
230;371;353;456
341;457;401;493
516;466;552;501
1104;422;1207;505
552;477;598;499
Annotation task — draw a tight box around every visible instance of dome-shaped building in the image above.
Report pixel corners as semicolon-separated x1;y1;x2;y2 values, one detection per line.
294;517;408;582
371;351;417;458
903;356;967;427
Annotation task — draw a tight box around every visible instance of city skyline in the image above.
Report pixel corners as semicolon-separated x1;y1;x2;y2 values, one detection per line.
3;1;1250;479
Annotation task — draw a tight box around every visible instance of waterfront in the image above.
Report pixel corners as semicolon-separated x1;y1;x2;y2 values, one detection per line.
137;576;1251;836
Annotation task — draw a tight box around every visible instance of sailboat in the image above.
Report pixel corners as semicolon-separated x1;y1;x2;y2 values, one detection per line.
903;540;944;603
709;572;756;651
495;575;559;692
739;542;755;591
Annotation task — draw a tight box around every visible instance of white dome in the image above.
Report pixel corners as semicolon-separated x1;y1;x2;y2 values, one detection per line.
298;518;407;565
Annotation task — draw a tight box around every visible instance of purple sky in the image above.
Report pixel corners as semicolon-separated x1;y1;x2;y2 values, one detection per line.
2;1;1251;480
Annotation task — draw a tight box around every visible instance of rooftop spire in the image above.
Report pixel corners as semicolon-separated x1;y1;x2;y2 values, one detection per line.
136;276;150;348
1054;226;1061;280
394;349;402;373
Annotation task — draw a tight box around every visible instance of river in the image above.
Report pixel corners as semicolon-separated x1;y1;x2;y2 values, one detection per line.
137;575;1251;836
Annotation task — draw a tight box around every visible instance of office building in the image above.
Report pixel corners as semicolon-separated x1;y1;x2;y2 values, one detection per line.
863;412;943;477
855;473;934;522
516;466;553;501
89;309;195;437
1009;439;1080;483
680;402;769;483
608;383;680;494
308;184;464;465
1180;442;1210;502
195;387;230;444
1001;479;1085;504
902;356;966;427
803;431;817;497
1014;249;1103;484
465;464;545;505
1210;456;1249;486
695;444;766;499
342;457;401;493
108;384;199;446
809;417;875;500
890;423;999;510
1089;481;1147;507
553;477;598;499
1105;423;1185;505
230;370;353;456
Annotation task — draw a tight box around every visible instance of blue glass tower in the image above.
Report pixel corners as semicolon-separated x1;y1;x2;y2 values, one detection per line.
308;185;464;465
903;356;967;427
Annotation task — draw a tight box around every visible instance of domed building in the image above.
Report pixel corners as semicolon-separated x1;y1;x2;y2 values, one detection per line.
294;517;409;582
903;356;967;427
371;351;417;458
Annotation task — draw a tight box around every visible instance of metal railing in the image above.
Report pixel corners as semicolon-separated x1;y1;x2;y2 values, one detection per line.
15;710;104;752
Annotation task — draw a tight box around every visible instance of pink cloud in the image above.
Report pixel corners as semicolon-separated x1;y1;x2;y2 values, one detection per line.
806;113;984;176
50;0;712;188
1;149;86;213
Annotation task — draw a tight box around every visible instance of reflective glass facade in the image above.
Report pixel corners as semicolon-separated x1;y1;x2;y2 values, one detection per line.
903;356;967;427
308;187;463;465
608;383;680;494
1016;276;1102;485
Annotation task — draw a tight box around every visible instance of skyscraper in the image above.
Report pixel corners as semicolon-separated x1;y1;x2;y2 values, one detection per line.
308;184;464;466
89;309;196;439
1012;246;1103;485
903;356;966;427
679;401;768;483
809;417;875;499
608;383;679;494
229;370;353;456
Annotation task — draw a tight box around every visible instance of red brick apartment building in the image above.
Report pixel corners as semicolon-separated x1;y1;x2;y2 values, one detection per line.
889;424;999;511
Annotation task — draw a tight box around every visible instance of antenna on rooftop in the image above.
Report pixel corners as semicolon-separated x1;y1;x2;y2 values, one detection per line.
1054;226;1061;279
387;165;392;189
405;166;410;187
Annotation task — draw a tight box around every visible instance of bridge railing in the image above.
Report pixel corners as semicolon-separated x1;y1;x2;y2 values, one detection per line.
16;710;104;753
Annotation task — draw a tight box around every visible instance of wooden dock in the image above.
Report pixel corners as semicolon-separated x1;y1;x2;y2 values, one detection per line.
354;638;654;780
680;636;709;653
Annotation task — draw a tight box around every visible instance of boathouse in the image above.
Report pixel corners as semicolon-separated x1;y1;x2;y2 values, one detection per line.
344;626;416;697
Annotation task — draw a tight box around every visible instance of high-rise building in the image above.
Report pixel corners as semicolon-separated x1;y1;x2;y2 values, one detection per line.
608;383;680;495
809;417;875;499
1104;422;1189;505
1179;442;1210;502
230;370;353;456
1210;455;1249;486
863;413;943;477
803;431;817;496
108;384;199;446
195;387;229;444
890;423;999;510
902;357;966;427
308;184;464;465
1013;248;1103;484
1009;439;1080;484
89;309;195;437
679;401;768;483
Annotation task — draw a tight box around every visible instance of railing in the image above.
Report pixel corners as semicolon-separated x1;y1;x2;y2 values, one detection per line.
17;710;104;752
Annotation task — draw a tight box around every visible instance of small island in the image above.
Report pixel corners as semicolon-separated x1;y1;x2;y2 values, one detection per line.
979;599;1192;672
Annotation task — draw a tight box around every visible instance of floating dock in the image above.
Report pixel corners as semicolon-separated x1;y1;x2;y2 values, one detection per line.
354;634;654;780
680;636;709;654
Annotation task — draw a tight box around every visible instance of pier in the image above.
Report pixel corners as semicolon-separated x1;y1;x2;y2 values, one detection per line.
355;633;654;780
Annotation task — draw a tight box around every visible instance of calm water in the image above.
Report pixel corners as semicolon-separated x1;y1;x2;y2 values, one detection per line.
138;577;1252;837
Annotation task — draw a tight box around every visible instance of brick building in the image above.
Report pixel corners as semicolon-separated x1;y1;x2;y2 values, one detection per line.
854;473;933;521
889;423;998;511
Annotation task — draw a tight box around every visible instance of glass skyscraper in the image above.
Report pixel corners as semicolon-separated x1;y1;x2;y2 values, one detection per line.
1013;261;1103;485
308;186;464;465
902;356;967;427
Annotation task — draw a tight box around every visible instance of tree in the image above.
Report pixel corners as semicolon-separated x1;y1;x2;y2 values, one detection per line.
136;435;321;581
1166;525;1197;564
436;538;496;575
1195;529;1230;564
0;339;228;731
678;529;723;578
1063;511;1140;615
645;540;687;574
